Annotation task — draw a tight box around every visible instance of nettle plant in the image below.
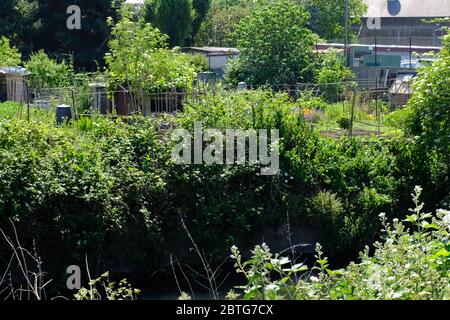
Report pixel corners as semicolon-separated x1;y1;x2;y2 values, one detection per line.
74;272;141;301
231;186;450;300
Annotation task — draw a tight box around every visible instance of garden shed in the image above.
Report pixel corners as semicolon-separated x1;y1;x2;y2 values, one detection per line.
0;67;30;103
181;47;239;76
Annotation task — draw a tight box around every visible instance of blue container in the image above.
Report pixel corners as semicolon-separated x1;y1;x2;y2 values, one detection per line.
56;105;72;125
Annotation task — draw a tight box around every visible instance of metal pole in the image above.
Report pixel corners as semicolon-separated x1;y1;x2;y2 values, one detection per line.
375;77;380;134
27;81;30;122
409;35;412;69
350;89;356;137
71;88;76;120
344;0;349;67
375;36;378;68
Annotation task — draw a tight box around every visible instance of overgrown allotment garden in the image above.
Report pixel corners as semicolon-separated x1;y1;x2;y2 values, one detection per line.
0;1;449;300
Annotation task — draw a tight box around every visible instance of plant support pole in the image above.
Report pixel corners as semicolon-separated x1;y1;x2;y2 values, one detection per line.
344;0;349;67
349;89;356;137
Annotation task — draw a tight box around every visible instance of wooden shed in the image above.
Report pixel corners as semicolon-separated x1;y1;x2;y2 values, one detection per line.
0;67;30;103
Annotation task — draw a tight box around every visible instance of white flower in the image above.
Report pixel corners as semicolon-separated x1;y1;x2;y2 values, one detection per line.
443;213;450;228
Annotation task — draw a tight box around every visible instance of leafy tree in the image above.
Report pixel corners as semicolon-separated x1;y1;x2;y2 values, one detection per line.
226;0;318;86
25;50;73;88
143;0;195;47
190;0;211;44
0;0;38;53
316;50;354;103
0;0;20;38
0;36;22;66
196;0;367;46
0;1;37;36
195;1;250;47
31;0;121;70
105;16;197;93
302;0;367;41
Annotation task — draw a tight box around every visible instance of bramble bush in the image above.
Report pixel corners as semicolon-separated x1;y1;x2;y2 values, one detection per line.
0;113;170;274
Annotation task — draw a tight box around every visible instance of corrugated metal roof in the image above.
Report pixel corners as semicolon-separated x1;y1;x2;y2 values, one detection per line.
0;67;30;76
181;47;240;56
124;0;144;4
364;0;450;18
390;73;415;94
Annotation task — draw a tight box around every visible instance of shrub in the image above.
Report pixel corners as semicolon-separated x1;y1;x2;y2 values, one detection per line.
225;0;318;86
337;116;350;130
195;3;251;47
25;50;74;89
0;74;448;290
143;0;195;47
403;34;450;156
307;191;343;230
316;50;354;103
185;53;208;72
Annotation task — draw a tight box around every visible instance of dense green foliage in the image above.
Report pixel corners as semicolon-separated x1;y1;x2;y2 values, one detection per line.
0;0;448;301
231;187;450;300
402;34;450;156
0;0;122;69
315;50;354;103
190;0;212;43
0;0;367;70
0;110;170;272
303;0;367;41
0;0;36;54
226;0;318;85
143;0;195;47
32;0;122;69
105;17;197;92
2;79;448;281
1;34;450;290
25;50;74;88
391;33;450;208
0;36;22;66
195;0;251;47
195;0;367;47
143;0;211;46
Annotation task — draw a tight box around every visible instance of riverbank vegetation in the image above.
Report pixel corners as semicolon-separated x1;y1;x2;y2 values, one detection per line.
0;0;449;300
